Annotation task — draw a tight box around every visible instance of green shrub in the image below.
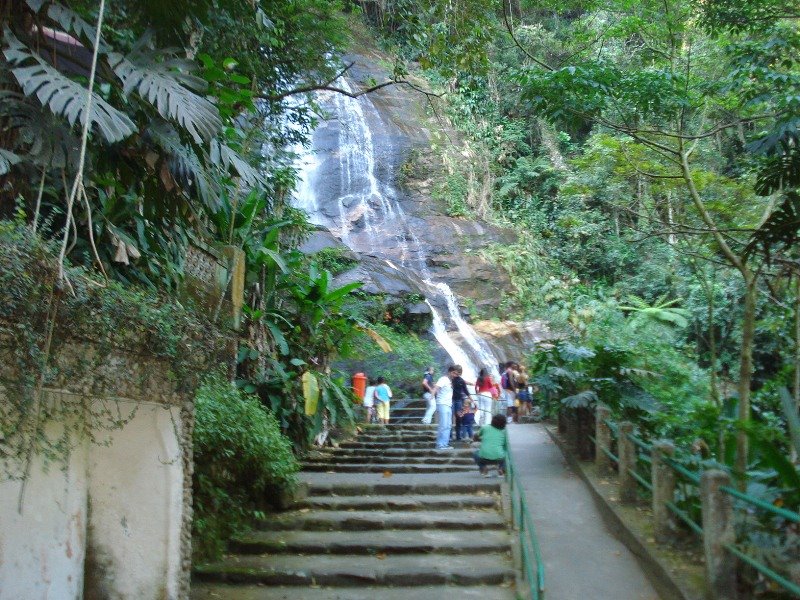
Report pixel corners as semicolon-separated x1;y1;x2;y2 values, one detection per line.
193;372;299;560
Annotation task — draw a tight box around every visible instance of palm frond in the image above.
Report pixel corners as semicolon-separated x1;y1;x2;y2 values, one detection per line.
108;33;221;144
4;30;136;143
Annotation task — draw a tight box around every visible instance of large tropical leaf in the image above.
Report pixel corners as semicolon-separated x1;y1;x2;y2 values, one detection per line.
303;371;320;416
0;149;21;176
356;325;393;352
0;91;79;168
4;30;136;143
146;120;219;209
561;390;598;408
108;34;221;144
45;3;103;48
210;140;264;188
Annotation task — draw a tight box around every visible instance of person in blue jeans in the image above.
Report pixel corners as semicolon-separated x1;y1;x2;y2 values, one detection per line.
451;365;471;441
458;397;476;440
432;365;458;449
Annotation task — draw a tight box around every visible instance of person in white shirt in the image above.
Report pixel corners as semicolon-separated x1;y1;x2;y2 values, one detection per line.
421;366;436;424
432;365;458;449
362;380;376;423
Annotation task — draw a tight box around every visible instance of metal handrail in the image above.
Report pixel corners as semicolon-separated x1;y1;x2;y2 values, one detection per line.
506;450;546;600
601;417;800;597
724;542;800;597
721;485;800;524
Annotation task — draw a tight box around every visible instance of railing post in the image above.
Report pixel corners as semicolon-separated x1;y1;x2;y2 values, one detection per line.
595;405;612;474
651;440;676;542
618;421;637;504
700;470;738;600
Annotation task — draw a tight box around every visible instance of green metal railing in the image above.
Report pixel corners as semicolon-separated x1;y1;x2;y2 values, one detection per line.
506;450;546;600
594;417;800;597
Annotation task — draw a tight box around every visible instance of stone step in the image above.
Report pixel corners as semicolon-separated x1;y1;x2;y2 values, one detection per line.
339;441;455;450
355;432;437;440
230;528;509;555
305;455;474;466
256;509;507;532
305;481;502;497
301;462;475;473
191;583;517;600
194;553;514;587
294;493;499;511
361;424;437;431
320;447;474;458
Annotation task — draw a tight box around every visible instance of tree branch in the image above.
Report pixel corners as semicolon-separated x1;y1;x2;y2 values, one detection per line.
259;63;443;102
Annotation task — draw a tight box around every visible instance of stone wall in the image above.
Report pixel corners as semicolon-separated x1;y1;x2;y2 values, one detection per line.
0;340;201;600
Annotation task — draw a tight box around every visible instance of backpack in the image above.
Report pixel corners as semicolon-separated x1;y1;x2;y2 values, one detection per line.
501;372;509;390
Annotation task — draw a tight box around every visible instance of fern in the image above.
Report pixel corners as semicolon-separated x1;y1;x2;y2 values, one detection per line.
109;33;221;144
620;295;690;328
4;30;136;144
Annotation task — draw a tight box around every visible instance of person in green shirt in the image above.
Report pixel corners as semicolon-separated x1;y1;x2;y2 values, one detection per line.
473;414;508;477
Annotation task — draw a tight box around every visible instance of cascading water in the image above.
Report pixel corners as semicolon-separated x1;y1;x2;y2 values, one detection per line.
293;78;500;382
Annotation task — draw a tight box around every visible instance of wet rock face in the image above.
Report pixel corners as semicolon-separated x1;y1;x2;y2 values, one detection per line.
298;55;515;318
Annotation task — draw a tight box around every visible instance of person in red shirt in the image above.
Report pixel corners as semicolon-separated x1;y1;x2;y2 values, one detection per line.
474;368;499;427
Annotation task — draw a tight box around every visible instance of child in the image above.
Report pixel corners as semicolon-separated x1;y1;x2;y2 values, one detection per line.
362;378;377;424
473;414;508;477
373;376;392;425
458;397;476;440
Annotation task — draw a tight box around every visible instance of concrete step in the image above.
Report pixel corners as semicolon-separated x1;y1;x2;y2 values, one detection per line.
294;493;499;511
361;424;436;431
320;447;474;458
339;441;455;450
305;480;502;497
230;528;509;555
355;433;437;442
305;455;474;466
256;509;507;531
194;553;514;587
301;462;475;473
191;583;517;600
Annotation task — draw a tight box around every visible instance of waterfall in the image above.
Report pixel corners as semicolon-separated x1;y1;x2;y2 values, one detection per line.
292;78;500;382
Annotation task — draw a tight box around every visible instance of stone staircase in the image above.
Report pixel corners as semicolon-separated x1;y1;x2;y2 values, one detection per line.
192;424;516;599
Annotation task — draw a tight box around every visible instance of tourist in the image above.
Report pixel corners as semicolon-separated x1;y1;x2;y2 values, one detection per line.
473;414;508;477
363;377;377;424
458;396;476;440
501;362;517;423
421;366;436;424
516;364;532;418
451;365;471;441
374;376;392;425
474;367;499;427
432;366;457;449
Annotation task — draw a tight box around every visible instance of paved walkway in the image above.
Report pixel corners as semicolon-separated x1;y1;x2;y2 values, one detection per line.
508;423;660;600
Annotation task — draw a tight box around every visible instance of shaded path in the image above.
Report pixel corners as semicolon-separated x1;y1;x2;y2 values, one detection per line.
508;423;661;600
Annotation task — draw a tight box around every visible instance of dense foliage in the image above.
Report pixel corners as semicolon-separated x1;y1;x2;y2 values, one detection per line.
193;372;299;559
0;217;223;480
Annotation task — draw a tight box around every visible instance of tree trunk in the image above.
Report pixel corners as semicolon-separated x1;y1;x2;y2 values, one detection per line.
735;276;757;485
793;275;800;462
